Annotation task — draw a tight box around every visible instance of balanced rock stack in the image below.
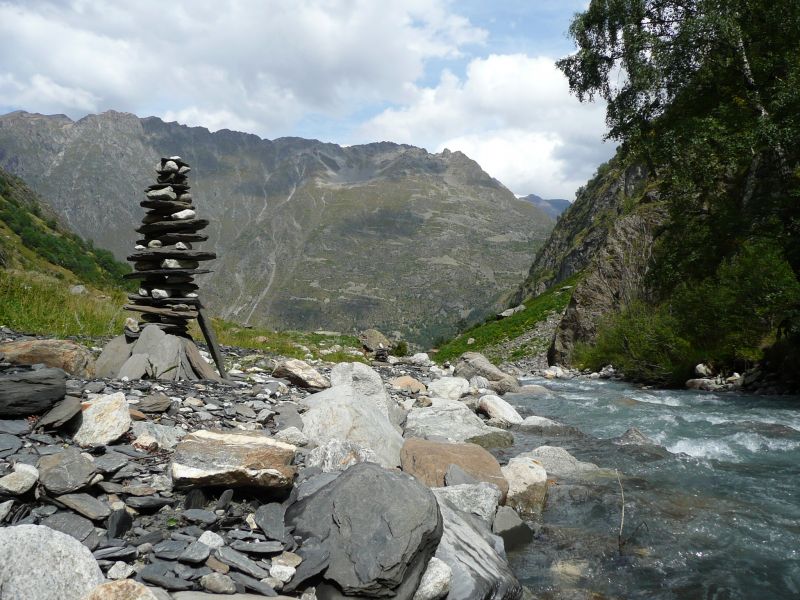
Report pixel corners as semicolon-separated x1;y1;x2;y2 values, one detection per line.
123;156;213;337
94;157;226;381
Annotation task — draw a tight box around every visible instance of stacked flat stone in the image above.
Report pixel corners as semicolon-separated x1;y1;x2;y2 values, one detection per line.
123;157;215;337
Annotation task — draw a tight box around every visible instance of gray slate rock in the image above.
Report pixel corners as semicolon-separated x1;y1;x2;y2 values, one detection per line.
137;392;173;413
254;502;286;541
215;546;270;578
179;541;212;563
0;419;30;435
37;396;82;429
56;493;110;520
106;508;133;538
95;335;132;378
41;511;95;542
0;432;22;457
0;524;104;600
285;462;442;599
0;367;66;417
492;506;533;550
38;448;97;494
434;499;521;600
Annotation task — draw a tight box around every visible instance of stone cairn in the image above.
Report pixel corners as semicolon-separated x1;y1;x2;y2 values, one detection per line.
94;156;227;380
124;156;212;336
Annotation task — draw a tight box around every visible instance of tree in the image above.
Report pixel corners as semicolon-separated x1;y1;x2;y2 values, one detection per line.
557;0;800;280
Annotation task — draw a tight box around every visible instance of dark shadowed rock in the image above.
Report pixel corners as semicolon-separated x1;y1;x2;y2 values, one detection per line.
0;367;66;417
37;395;82;429
285;462;442;599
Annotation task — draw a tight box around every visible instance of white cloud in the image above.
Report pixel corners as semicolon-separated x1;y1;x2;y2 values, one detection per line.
359;54;613;198
0;0;486;133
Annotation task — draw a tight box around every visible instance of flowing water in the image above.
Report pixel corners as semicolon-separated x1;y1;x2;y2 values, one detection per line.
502;378;800;600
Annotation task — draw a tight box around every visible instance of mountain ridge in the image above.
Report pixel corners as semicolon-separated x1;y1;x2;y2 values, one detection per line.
0;110;553;343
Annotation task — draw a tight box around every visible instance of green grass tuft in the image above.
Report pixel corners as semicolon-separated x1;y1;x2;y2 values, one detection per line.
434;274;579;364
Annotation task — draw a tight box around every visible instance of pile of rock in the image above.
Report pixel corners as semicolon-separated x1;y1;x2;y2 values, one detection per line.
124;156;214;338
3;336;589;599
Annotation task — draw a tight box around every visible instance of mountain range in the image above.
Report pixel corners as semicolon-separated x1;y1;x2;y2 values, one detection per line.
518;194;571;220
0;110;553;343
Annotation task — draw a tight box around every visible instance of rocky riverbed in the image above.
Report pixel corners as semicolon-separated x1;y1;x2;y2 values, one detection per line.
0;327;598;600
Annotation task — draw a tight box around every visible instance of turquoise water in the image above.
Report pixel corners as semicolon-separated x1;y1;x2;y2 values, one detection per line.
503;378;800;600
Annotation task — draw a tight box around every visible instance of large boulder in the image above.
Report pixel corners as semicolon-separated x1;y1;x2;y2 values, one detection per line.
434;499;521;600
404;398;513;449
0;339;96;377
427;377;469;401
285;462;443;599
400;438;508;501
94;335;133;378
0;367;66;417
454;353;521;394
171;430;296;490
359;328;392;352
302;381;404;468
73;392;131;447
0;524;104;600
501;456;548;518
477;395;523;427
524;446;603;480
306;439;378;472
330;362;405;427
274;358;330;390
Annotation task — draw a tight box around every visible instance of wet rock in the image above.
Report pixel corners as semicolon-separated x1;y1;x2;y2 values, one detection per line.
432;483;501;523
412;557;452;600
37;395;82;429
0;462;38;495
524;446;601;479
0;367;66;417
286;462;443;599
0;524;104;599
427;377;469;401
477;394;523;426
306;438;378;472
502;456;548;518
404;399;513;448
38;447;97;494
454;352;521;394
56;492;110;520
171;429;296;490
273;358;330;390
83;579;160;600
434;499;521;600
613;426;655;446
492;506;533;550
73;392;132;447
0;338;96;377
400;438;508;501
302;381;403;468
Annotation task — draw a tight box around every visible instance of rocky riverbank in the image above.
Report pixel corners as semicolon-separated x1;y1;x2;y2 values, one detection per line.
0;327;608;600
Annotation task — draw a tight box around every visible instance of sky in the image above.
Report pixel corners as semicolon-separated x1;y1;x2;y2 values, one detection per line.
0;0;613;199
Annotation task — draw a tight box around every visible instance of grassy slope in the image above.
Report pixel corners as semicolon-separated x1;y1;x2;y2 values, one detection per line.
0;168;365;358
434;274;579;364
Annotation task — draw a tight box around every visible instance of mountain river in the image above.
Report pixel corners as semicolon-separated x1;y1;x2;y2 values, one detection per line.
501;377;800;599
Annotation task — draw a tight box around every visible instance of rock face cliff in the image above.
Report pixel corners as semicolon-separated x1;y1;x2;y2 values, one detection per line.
0;111;552;343
514;158;666;365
